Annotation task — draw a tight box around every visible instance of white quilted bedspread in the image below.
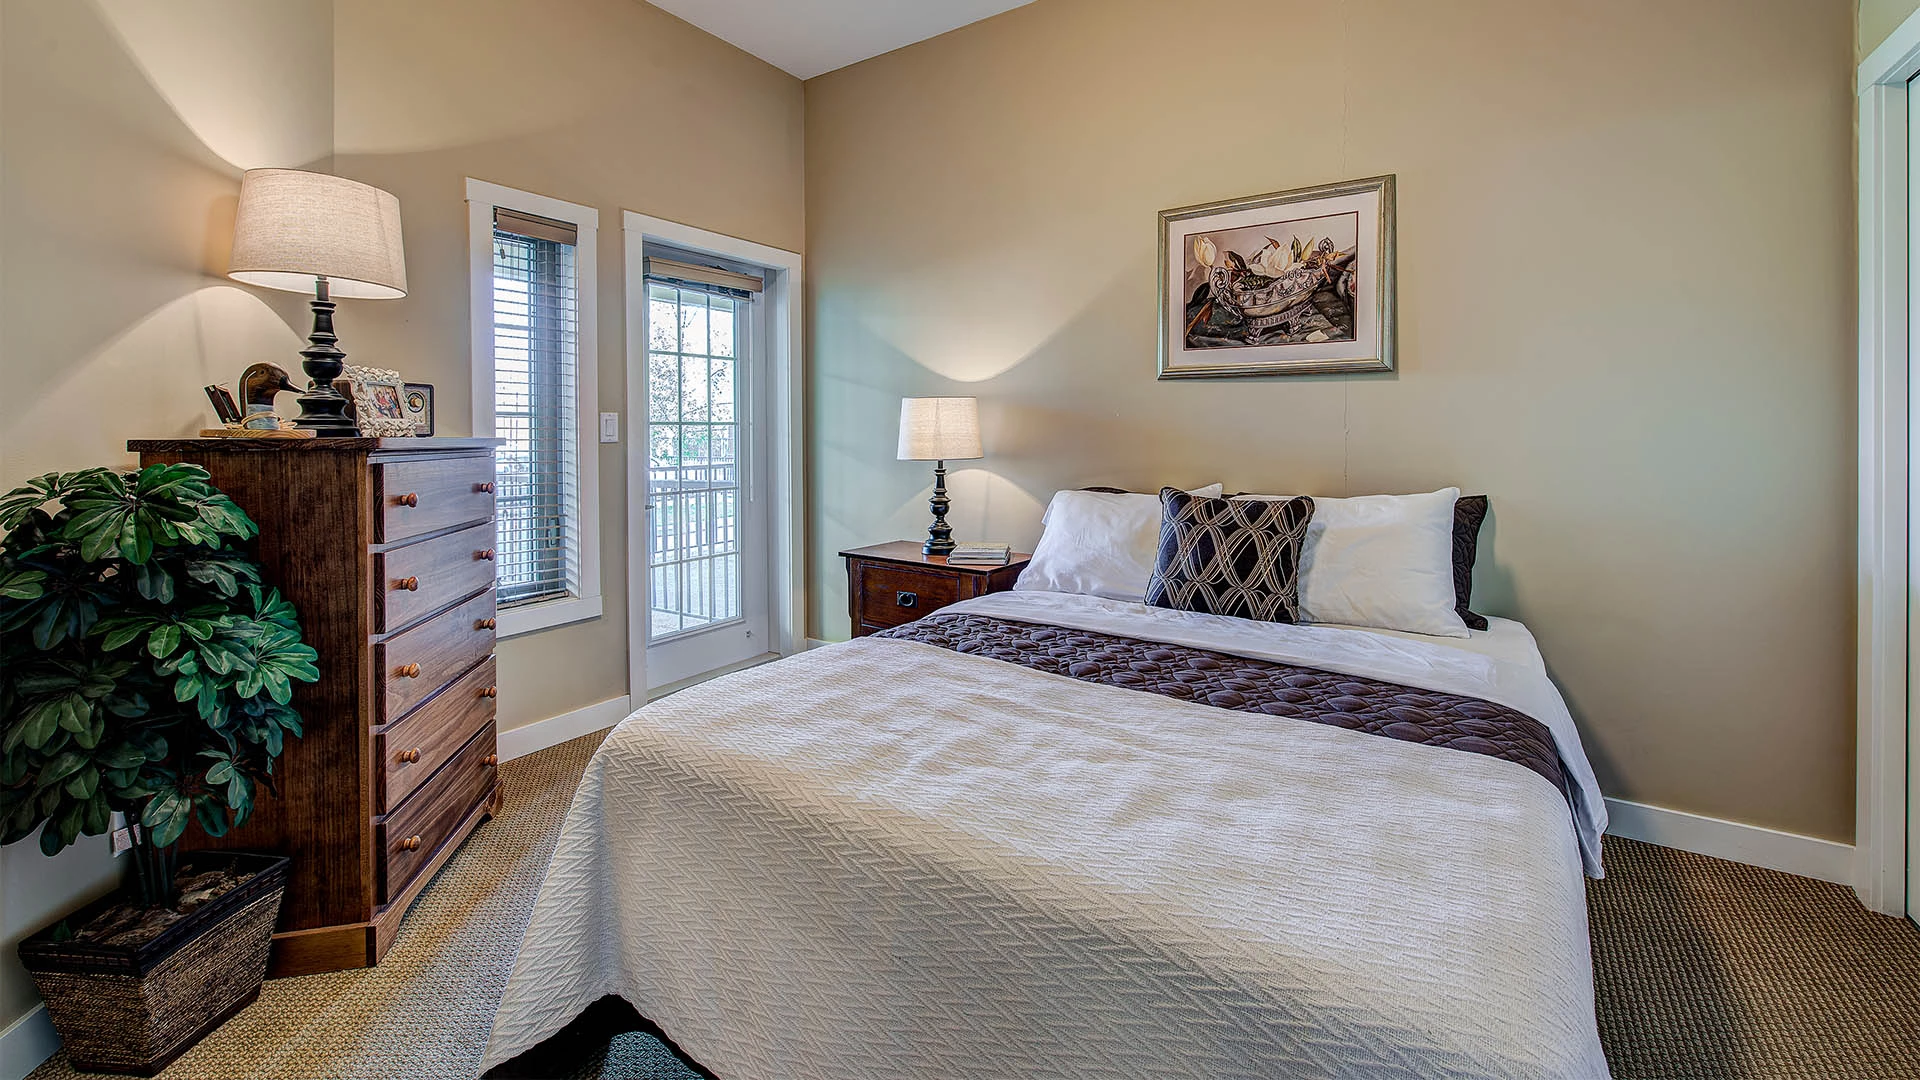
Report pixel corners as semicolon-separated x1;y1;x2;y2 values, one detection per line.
483;631;1607;1078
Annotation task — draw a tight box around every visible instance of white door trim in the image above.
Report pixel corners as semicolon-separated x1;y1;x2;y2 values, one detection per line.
1856;15;1920;918
620;212;804;705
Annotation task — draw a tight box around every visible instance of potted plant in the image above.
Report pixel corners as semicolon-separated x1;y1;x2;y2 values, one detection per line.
0;464;318;1075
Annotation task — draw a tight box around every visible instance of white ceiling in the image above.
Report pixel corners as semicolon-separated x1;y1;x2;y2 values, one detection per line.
647;0;1035;80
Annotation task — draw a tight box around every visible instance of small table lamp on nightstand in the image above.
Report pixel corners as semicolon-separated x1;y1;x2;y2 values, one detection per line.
897;396;982;556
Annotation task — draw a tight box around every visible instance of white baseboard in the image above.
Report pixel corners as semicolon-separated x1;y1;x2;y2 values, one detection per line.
497;695;632;762
1;1005;59;1080
804;637;837;650
1604;797;1853;884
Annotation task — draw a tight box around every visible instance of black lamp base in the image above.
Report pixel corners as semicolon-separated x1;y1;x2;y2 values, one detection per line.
923;459;956;556
294;277;358;437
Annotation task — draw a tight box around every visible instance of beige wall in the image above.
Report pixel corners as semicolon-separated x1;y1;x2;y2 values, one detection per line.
0;0;334;1036
0;0;801;1041
1860;0;1920;57
331;0;804;731
805;0;1858;841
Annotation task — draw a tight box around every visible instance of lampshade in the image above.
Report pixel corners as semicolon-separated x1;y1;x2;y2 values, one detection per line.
897;397;982;461
228;169;407;299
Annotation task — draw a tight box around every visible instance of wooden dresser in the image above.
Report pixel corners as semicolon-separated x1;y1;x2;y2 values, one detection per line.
129;437;505;977
840;542;1032;637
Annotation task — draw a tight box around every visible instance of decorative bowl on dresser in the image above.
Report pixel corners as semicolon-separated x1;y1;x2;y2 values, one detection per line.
839;541;1032;637
127;437;505;977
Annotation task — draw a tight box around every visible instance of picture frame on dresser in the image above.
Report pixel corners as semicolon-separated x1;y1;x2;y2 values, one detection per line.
126;436;505;977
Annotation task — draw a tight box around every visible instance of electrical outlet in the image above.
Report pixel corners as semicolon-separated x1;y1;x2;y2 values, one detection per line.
599;412;620;443
109;812;133;856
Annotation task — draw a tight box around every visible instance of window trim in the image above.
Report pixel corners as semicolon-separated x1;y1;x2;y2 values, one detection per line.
467;178;602;639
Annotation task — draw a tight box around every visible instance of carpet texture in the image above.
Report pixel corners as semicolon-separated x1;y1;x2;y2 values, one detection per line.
26;730;1920;1080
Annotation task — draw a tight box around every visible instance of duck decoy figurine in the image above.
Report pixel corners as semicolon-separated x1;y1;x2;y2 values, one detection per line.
240;362;300;408
238;363;301;430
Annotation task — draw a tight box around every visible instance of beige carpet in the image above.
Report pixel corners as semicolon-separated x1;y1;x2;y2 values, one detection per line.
28;731;1920;1080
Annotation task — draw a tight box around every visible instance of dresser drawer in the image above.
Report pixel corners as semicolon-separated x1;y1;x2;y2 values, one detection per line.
375;657;496;813
375;522;497;634
375;454;496;544
376;722;498;905
375;589;496;723
855;563;961;631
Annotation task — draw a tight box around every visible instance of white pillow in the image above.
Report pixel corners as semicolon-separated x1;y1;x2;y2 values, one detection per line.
1241;487;1468;637
1016;485;1223;603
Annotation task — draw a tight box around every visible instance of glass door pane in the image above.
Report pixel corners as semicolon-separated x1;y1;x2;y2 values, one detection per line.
647;283;743;641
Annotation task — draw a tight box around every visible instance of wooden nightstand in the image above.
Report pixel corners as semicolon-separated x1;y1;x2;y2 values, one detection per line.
841;541;1033;637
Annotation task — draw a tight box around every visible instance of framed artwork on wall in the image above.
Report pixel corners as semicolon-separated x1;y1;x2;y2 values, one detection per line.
1159;174;1395;378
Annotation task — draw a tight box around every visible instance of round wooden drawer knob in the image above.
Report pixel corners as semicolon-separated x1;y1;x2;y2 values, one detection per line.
479;548;496;561
398;663;422;679
478;618;497;630
397;492;419;507
400;835;422;851
480;686;498;699
396;576;419;592
484;754;499;768
478;481;496;494
399;748;421;764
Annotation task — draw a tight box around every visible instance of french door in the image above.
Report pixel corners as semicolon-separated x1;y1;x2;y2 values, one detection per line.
640;279;769;687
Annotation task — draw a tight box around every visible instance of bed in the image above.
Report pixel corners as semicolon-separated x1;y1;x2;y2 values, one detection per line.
480;587;1610;1079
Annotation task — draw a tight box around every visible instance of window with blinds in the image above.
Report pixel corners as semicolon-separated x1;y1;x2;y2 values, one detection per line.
490;208;581;608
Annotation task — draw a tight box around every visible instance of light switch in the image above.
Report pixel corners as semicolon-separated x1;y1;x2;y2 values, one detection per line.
599;412;620;443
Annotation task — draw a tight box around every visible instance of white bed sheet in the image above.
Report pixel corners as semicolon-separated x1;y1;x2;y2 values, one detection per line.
944;590;1608;875
481;596;1610;1079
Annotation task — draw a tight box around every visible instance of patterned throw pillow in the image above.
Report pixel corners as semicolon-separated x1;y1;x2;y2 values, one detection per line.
1146;488;1315;623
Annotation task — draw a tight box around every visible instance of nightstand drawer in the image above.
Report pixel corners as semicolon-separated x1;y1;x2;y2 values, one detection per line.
856;563;961;630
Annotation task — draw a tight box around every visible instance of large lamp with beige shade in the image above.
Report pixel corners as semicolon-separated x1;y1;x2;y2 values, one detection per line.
898;396;982;556
228;169;407;436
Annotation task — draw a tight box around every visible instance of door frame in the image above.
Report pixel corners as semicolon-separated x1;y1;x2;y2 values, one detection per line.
1857;16;1920;918
620;211;804;701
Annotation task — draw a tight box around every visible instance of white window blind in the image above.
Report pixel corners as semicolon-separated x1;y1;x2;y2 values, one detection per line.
491;209;581;608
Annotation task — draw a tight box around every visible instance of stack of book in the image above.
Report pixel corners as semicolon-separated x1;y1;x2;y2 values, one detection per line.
946;542;1011;566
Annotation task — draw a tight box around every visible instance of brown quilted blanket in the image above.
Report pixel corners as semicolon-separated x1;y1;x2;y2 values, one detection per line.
876;612;1571;805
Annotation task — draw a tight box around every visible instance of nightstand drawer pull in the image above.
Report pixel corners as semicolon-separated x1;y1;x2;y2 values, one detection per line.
395;576;419;592
396;492;419;508
896;590;918;609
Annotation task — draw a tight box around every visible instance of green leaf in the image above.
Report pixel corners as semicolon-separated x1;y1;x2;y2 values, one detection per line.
0;568;45;599
64;766;98;799
194;798;229;838
11;698;64;751
36;750;88;789
147;623;181;658
140;789;191;847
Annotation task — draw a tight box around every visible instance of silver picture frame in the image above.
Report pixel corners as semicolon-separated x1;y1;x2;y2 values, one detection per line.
1158;174;1395;379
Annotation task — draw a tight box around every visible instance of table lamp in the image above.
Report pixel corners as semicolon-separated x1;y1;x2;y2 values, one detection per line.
228;169;408;436
897;396;982;556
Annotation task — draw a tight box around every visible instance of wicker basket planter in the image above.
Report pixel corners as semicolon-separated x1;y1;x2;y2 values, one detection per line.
17;852;289;1076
